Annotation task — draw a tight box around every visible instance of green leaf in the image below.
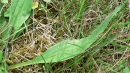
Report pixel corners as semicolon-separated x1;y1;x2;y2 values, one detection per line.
2;0;33;41
0;60;8;73
0;4;5;26
8;3;125;69
0;50;2;61
123;67;130;73
0;4;6;40
120;60;126;68
0;14;5;27
9;0;33;30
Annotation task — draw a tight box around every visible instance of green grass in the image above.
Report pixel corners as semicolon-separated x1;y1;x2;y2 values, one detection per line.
0;0;130;73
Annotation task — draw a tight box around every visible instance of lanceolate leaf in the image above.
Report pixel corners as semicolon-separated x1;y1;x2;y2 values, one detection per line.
9;0;33;30
8;4;125;69
2;0;33;41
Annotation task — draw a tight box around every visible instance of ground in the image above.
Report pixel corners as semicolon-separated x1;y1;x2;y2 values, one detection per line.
0;0;130;73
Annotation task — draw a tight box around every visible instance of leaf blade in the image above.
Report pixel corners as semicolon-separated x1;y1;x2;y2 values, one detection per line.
2;0;33;41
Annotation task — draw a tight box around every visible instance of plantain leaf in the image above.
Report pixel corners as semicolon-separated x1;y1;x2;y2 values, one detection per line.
2;0;33;41
8;4;125;69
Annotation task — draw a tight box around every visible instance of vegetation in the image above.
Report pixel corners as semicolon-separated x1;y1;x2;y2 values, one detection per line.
0;0;130;73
